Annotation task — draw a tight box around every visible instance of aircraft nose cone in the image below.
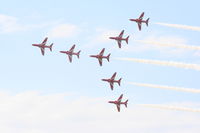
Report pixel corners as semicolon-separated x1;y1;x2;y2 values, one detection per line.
102;79;107;81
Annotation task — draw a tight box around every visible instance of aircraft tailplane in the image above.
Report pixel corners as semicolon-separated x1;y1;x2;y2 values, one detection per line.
124;100;128;108
146;18;150;26
50;43;53;51
77;50;81;58
106;53;111;62
118;78;122;86
125;36;129;44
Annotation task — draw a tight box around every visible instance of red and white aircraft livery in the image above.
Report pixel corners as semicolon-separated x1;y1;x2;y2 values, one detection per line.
60;44;81;63
32;37;53;56
129;12;150;31
108;94;128;112
102;72;122;90
109;30;129;48
90;48;110;66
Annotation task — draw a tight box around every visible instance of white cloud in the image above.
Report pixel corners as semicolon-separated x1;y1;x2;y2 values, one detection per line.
0;91;199;133
0;14;24;33
47;24;80;39
83;28;120;48
0;14;58;34
93;28;120;43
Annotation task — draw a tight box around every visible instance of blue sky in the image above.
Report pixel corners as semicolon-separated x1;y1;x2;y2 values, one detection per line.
0;0;200;132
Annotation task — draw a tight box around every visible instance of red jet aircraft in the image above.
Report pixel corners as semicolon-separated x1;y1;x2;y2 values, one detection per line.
90;48;110;66
129;12;150;31
60;44;81;63
102;72;122;90
108;94;128;112
109;30;129;48
32;37;53;56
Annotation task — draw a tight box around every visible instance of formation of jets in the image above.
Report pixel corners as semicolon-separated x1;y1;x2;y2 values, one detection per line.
32;12;149;112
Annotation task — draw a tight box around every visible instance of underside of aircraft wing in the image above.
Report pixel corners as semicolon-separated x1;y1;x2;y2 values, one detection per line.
116;104;120;112
40;47;45;56
117;40;122;48
98;58;103;66
117;94;123;102
139;12;144;20
110;82;114;90
70;45;76;52
138;23;142;31
99;48;105;56
68;55;72;62
42;37;48;44
111;72;117;80
119;30;124;38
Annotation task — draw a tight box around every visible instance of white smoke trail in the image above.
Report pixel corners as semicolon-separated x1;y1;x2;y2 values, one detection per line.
138;104;200;113
128;82;200;94
116;57;200;71
155;22;200;31
135;40;200;51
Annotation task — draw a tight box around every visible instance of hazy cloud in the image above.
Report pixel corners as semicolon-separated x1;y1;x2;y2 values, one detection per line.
47;24;80;39
83;28;120;48
0;91;199;133
0;14;25;33
0;14;59;34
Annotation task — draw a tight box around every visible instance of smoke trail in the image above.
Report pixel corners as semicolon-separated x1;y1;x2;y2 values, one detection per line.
136;40;200;51
128;82;200;94
138;104;200;113
116;57;200;71
155;22;200;31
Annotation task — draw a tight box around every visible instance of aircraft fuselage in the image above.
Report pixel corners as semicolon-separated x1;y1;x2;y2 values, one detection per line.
129;19;146;23
32;44;51;49
60;51;76;55
90;55;107;59
102;78;117;83
108;101;125;105
109;37;126;41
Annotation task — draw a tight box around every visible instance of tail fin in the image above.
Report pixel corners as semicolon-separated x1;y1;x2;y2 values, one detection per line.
146;18;150;26
125;36;129;44
106;53;111;62
117;78;122;86
124;100;128;108
77;50;81;58
50;43;53;51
